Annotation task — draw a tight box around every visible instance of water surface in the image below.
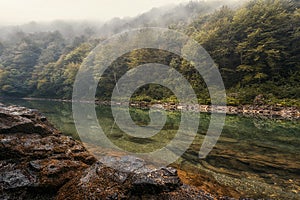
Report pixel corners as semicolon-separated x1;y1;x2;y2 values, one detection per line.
2;99;300;199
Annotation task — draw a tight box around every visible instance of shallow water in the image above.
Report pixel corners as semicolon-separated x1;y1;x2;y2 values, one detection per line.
2;99;300;199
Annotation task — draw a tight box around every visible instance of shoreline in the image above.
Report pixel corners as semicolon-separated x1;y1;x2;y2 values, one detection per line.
5;97;299;120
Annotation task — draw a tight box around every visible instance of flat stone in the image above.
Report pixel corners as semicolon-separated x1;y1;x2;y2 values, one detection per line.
56;155;214;200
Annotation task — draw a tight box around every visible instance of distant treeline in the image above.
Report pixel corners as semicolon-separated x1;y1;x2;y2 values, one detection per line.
0;0;299;107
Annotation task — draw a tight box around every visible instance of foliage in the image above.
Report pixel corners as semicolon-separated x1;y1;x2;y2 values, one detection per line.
186;0;299;106
0;0;298;107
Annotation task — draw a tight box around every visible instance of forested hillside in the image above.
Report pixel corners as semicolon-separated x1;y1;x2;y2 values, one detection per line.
0;0;299;106
185;0;300;105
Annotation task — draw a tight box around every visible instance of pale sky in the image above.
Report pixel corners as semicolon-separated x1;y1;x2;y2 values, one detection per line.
0;0;191;25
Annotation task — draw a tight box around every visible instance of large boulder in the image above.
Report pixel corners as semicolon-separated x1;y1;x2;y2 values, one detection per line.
56;155;214;200
0;104;58;135
0;104;96;199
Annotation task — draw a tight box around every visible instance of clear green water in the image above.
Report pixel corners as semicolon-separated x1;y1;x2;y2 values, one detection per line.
2;99;300;199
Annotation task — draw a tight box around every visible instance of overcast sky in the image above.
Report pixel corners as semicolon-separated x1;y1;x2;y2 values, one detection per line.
0;0;191;25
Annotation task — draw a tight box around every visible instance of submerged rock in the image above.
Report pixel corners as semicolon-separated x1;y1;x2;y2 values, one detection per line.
56;155;214;200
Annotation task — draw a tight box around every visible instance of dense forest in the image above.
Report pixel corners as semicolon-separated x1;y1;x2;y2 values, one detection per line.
0;0;299;106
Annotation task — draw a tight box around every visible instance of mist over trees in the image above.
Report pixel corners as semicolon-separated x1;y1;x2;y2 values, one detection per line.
0;0;299;106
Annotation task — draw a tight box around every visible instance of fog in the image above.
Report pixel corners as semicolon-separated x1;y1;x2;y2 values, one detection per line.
0;0;247;41
0;0;191;25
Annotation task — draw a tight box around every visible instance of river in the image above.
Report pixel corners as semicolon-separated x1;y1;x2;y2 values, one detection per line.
1;99;300;199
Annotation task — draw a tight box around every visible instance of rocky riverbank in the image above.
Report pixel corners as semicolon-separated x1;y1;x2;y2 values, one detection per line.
21;97;300;120
103;101;300;120
0;103;96;199
0;103;239;200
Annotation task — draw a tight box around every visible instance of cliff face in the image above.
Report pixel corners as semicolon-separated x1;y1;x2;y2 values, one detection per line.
0;104;218;200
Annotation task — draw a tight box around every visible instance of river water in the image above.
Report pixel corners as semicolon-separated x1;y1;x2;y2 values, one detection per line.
2;99;300;199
